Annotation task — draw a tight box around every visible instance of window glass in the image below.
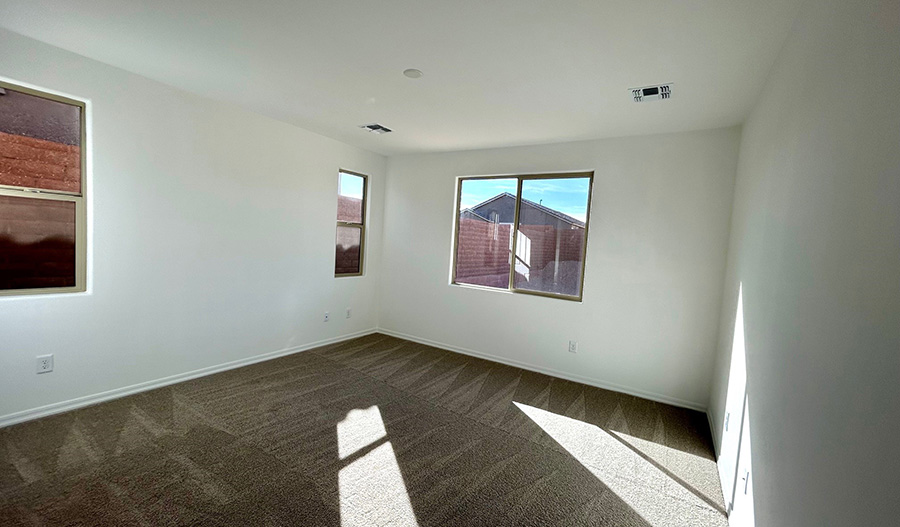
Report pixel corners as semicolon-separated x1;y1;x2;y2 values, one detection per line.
513;177;591;297
335;225;362;275
335;171;367;276
0;86;82;193
455;178;516;288
0;81;85;295
453;173;592;300
337;172;364;224
0;194;76;290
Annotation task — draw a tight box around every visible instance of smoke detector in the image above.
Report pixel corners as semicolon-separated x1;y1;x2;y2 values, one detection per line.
631;83;672;102
359;123;392;134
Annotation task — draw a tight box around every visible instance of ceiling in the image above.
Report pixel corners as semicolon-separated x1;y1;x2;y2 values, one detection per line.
0;0;803;155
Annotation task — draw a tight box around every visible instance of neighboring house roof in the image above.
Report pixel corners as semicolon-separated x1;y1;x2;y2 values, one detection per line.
460;209;491;222
462;192;585;228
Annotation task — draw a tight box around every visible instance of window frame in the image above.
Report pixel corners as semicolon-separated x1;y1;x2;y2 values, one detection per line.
451;171;594;302
334;169;368;277
0;79;87;297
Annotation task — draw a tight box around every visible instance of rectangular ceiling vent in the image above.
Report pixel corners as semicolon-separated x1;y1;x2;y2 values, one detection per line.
631;83;672;102
359;123;392;134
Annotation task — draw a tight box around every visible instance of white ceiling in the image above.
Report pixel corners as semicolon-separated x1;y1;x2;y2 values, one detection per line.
0;0;803;155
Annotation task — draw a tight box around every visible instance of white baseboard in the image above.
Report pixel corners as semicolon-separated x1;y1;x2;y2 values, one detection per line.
376;327;708;412
0;328;377;429
1;327;709;428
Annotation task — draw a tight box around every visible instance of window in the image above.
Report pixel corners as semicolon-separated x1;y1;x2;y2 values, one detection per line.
452;172;593;301
334;170;367;276
0;81;86;295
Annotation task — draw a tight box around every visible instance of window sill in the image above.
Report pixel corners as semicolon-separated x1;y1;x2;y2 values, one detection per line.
449;281;582;303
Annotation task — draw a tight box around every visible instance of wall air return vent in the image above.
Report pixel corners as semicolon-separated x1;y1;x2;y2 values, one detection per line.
631;83;672;102
359;123;393;134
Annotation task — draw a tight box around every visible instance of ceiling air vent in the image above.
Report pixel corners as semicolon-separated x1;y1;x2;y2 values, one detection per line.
359;123;392;134
631;83;672;102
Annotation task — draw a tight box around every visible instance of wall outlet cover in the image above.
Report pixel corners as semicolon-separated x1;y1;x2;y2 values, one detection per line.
36;354;54;374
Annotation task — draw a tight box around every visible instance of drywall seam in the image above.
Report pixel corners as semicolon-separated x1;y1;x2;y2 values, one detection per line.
376;327;707;412
0;328;377;429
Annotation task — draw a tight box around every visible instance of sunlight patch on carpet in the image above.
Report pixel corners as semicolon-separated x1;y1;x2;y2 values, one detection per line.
337;406;419;527
515;402;727;527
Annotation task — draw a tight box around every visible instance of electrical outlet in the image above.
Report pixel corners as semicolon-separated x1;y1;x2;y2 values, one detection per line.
568;340;578;353
36;354;54;374
324;312;330;322
346;308;352;319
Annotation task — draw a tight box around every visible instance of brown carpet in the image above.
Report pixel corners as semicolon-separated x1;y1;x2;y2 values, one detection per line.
0;333;727;526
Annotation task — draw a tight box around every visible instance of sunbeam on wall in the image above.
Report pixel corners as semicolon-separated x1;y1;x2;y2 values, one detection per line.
336;406;419;527
716;283;755;525
718;284;748;507
514;402;727;527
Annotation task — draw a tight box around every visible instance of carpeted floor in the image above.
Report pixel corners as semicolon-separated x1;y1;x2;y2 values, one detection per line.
0;333;728;526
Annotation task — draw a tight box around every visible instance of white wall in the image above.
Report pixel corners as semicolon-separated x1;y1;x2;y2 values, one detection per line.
379;128;740;409
707;0;900;525
0;29;386;424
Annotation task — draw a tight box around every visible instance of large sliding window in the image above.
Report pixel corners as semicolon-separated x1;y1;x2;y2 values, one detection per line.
334;170;367;276
0;80;86;295
452;172;593;301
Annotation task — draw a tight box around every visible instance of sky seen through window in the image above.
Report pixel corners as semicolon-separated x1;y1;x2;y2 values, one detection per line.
460;177;590;222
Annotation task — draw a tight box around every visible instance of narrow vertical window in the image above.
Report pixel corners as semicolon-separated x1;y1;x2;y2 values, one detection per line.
453;172;593;301
0;81;86;295
335;170;367;276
